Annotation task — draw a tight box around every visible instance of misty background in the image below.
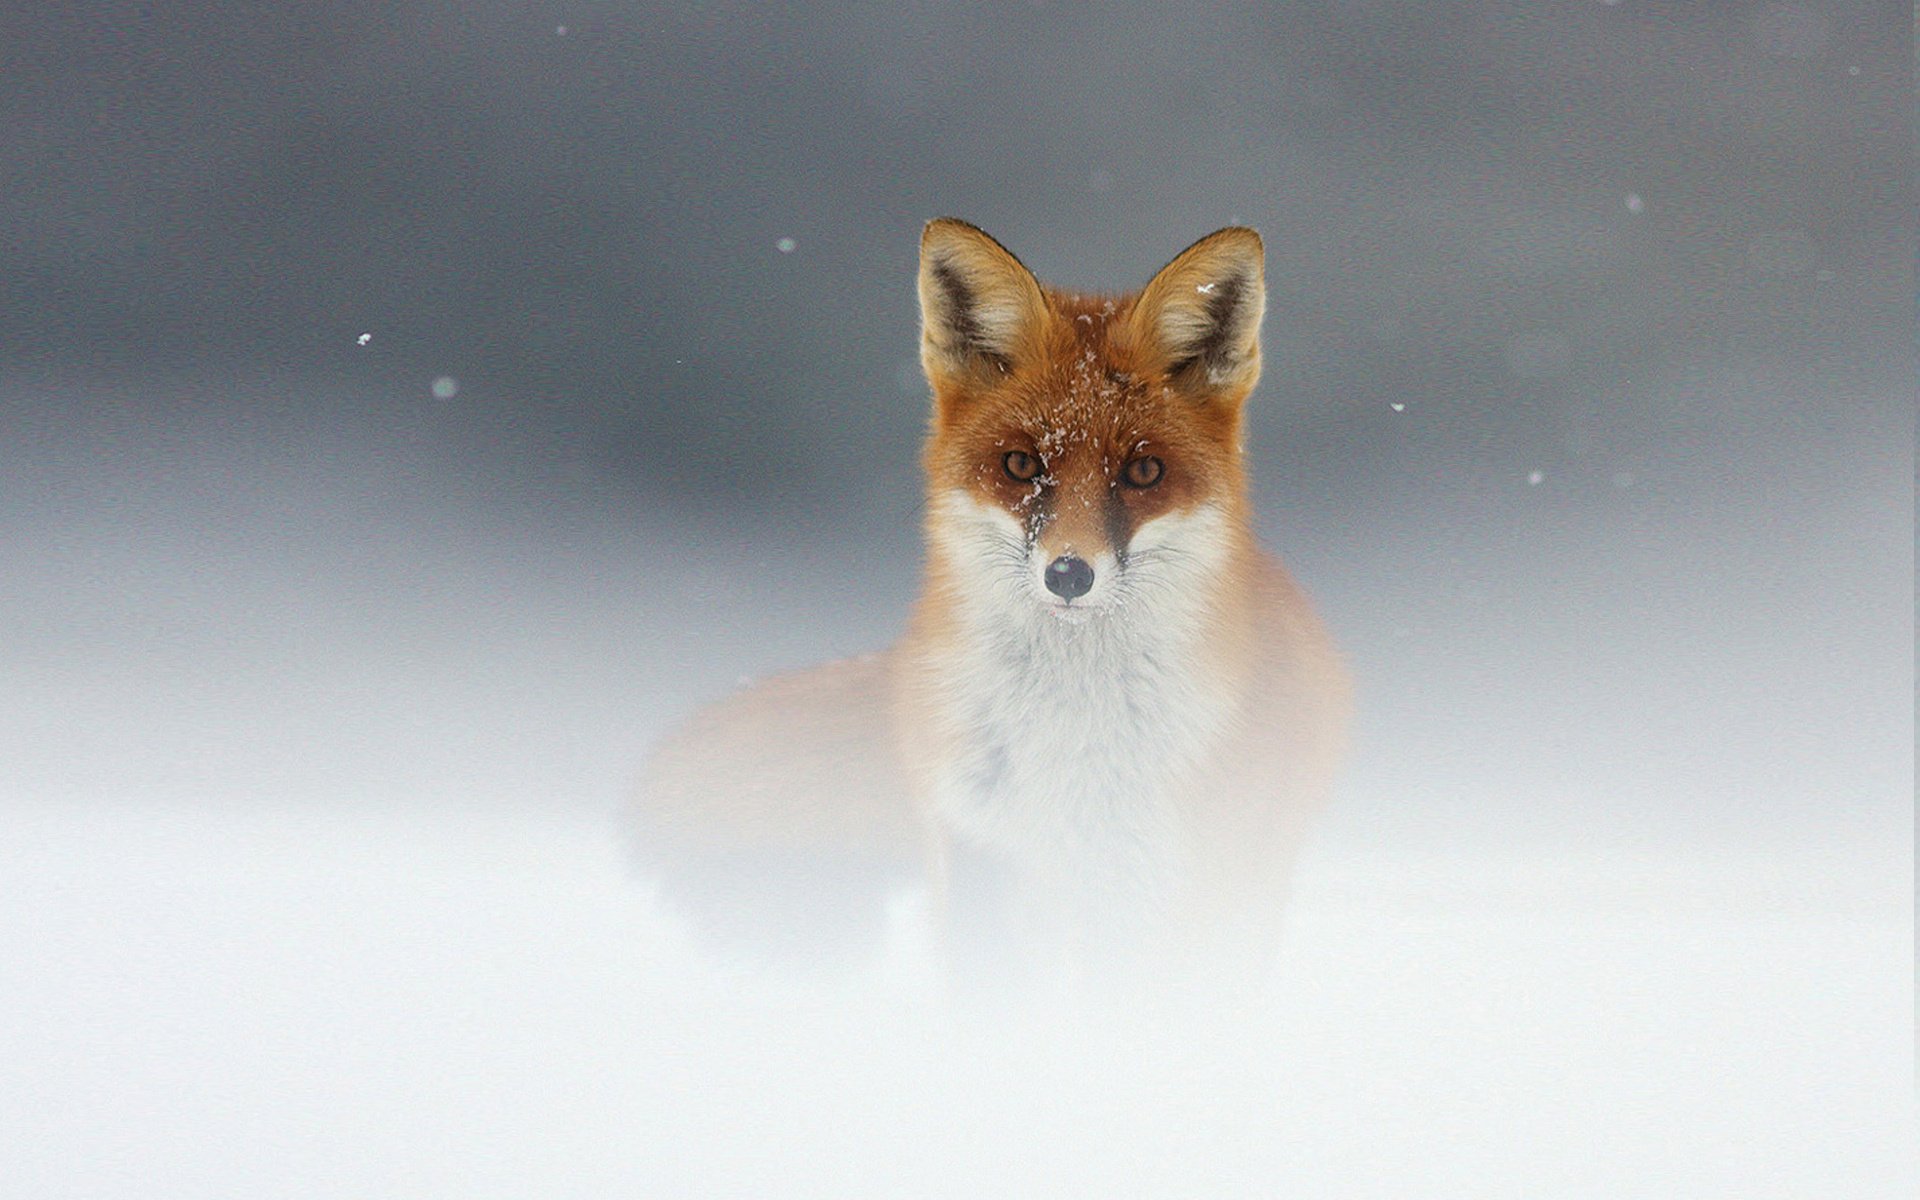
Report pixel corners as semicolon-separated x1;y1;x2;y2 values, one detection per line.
2;2;1912;1196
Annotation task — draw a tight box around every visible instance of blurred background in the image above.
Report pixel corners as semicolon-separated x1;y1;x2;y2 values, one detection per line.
2;2;1911;1196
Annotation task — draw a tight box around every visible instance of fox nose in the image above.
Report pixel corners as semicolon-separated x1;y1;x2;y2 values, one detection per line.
1044;554;1095;601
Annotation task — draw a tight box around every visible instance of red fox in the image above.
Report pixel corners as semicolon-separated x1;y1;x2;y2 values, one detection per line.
638;220;1349;995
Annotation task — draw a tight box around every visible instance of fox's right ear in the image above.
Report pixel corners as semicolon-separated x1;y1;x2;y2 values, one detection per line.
918;219;1048;384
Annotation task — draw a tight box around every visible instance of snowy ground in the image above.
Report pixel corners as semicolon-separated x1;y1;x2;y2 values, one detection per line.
2;800;1910;1198
1;377;1911;1196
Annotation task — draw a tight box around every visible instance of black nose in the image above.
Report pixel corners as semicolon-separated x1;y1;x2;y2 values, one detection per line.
1044;554;1095;600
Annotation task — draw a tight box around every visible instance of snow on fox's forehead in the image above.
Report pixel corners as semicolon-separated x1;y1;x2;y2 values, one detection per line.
1003;347;1200;463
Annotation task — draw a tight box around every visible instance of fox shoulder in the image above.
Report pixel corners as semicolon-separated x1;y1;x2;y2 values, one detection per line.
1245;550;1354;783
632;652;927;960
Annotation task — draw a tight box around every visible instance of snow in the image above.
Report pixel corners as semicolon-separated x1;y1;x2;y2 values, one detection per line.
1;801;1909;1198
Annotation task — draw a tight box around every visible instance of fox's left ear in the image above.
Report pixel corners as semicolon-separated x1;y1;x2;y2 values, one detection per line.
1126;227;1266;397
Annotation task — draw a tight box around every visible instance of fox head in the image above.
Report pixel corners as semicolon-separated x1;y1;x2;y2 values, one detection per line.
916;219;1265;629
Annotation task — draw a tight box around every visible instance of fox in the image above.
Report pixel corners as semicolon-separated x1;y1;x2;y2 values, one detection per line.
637;220;1350;998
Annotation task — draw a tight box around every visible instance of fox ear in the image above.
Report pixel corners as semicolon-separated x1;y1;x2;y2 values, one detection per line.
918;219;1049;382
1127;227;1266;396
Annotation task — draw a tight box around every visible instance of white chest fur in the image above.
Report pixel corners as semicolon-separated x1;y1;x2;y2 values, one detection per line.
925;595;1238;896
916;492;1248;903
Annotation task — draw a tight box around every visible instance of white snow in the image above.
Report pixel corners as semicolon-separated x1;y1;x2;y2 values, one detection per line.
1;801;1909;1198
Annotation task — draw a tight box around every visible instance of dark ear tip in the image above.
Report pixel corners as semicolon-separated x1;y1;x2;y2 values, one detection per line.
922;216;985;247
1155;226;1266;281
1208;226;1265;258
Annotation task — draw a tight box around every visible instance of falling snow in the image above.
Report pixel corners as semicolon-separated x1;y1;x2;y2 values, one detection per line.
430;376;460;399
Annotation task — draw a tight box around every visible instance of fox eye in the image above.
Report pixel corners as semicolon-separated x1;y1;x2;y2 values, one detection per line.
1121;456;1164;488
1003;450;1041;482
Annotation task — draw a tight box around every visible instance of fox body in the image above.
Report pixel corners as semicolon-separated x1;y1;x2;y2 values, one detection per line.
639;221;1348;991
